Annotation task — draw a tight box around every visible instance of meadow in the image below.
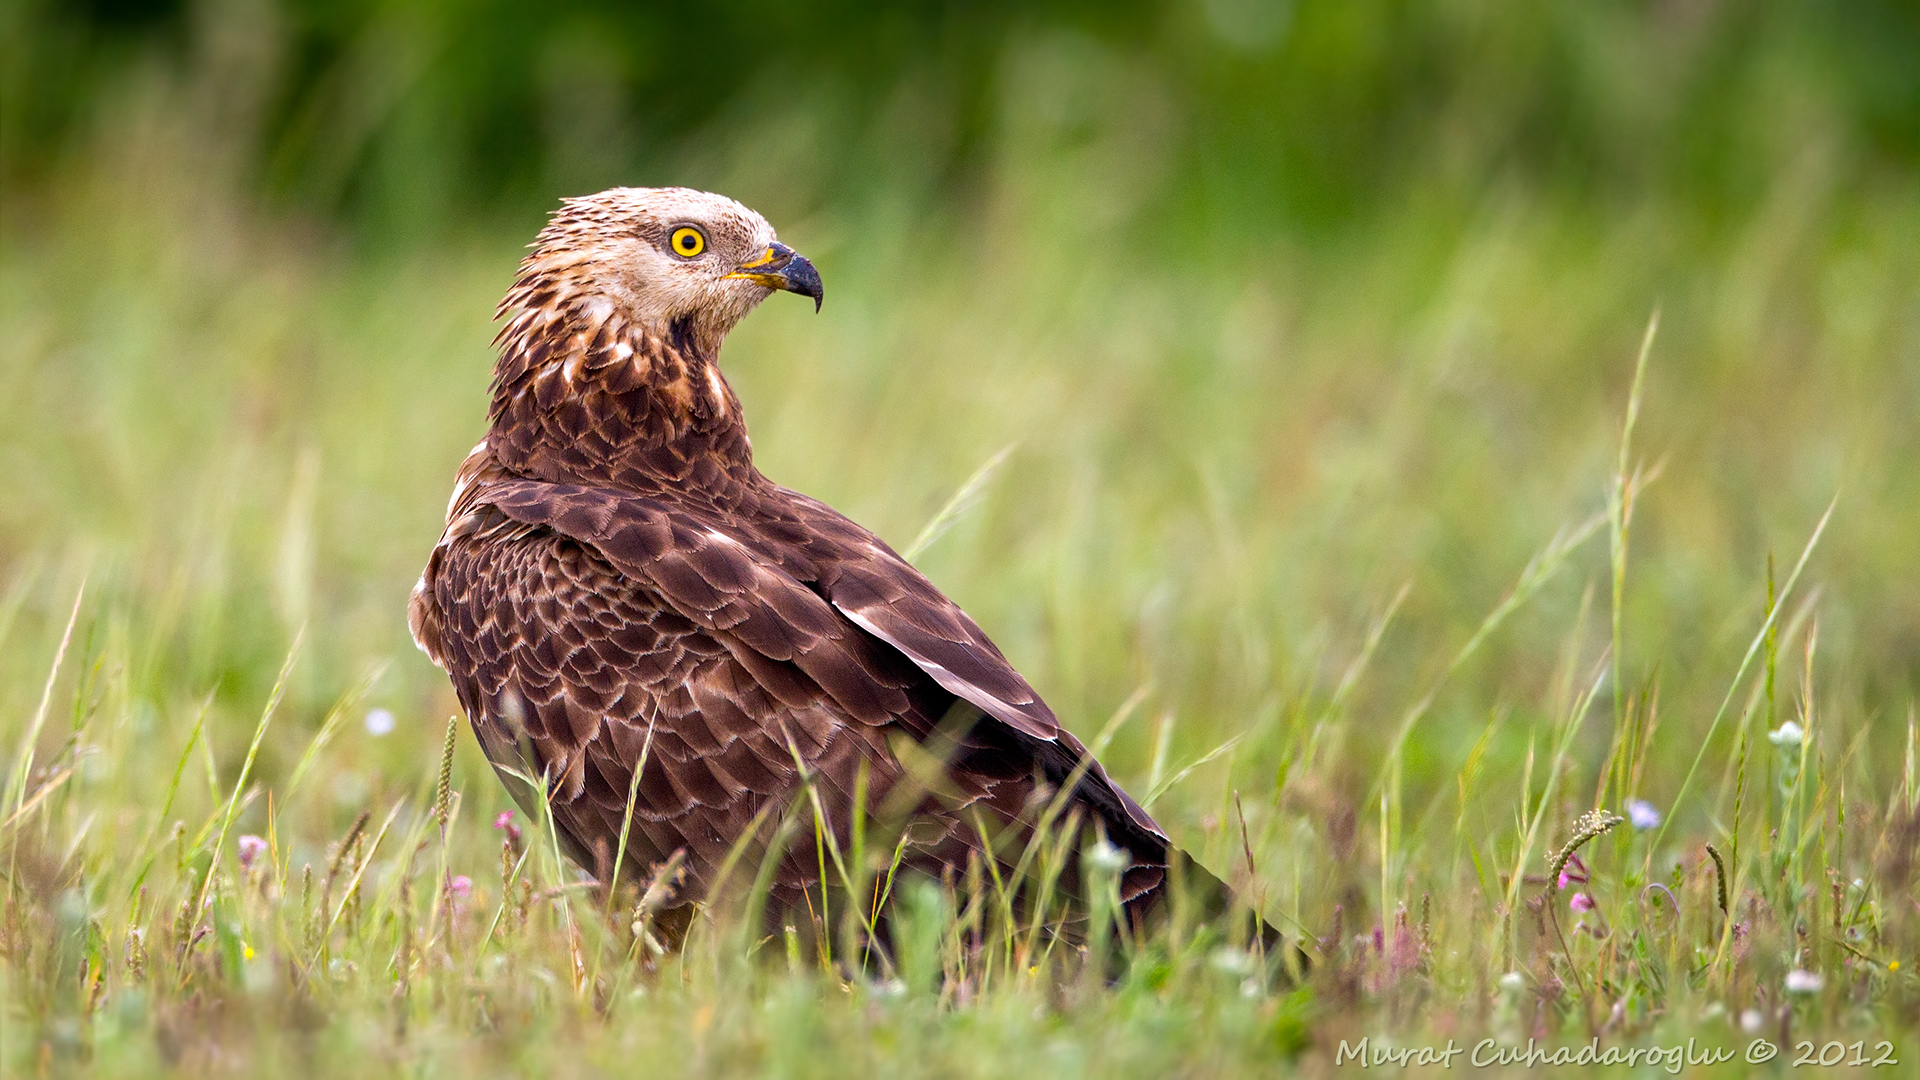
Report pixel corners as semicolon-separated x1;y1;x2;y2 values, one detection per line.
4;4;1920;1075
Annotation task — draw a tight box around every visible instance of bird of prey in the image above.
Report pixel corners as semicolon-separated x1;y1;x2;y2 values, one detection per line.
410;187;1255;944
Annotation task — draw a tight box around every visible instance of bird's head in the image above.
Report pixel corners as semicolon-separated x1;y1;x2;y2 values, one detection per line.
513;187;822;356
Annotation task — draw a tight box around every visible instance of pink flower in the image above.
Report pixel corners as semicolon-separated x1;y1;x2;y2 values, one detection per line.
1785;969;1824;994
237;834;268;870
450;875;473;900
1569;892;1596;913
1557;852;1589;890
494;811;522;843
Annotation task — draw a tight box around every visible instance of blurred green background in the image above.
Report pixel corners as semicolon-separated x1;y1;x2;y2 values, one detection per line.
2;0;1917;885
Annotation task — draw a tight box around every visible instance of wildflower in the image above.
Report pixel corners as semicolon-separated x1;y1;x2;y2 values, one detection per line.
1210;946;1257;977
364;708;396;736
1768;720;1804;748
1626;799;1662;830
449;875;473;900
1740;1009;1764;1033
237;834;268;870
494;810;522;843
1557;852;1588;890
1785;969;1824;994
1569;892;1596;913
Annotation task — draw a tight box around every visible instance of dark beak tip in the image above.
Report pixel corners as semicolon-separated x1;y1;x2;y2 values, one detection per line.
784;253;824;313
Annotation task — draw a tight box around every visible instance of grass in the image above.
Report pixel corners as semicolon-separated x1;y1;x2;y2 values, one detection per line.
4;98;1920;1077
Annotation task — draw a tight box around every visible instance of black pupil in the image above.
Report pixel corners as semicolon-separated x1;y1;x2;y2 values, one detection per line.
678;233;696;252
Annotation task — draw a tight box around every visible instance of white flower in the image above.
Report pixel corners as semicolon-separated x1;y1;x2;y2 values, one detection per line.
1087;838;1130;874
1768;721;1804;748
1740;1008;1764;1033
1626;799;1662;830
364;708;396;736
1210;947;1257;977
1498;971;1525;993
1785;969;1824;994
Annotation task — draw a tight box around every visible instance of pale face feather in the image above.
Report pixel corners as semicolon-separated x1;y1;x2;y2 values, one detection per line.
521;187;783;355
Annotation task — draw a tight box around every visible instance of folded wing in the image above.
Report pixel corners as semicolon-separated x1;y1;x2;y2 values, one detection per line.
466;477;1170;873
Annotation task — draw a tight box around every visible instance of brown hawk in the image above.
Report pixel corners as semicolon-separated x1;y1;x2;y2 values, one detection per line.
410;187;1259;944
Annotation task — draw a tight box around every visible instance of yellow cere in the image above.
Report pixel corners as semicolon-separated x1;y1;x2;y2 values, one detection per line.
671;227;705;257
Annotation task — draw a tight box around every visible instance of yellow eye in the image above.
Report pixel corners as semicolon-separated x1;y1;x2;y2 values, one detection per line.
670;227;706;258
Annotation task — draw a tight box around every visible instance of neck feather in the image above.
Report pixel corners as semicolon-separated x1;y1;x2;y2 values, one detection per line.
486;283;757;495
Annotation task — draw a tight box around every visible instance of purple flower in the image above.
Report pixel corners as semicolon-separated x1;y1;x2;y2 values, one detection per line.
450;874;473;900
1569;892;1596;913
1558;852;1589;890
1626;799;1662;830
237;834;268;870
494;810;522;843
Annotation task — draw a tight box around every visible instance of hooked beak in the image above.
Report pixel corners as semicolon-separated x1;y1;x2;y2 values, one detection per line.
725;241;823;312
